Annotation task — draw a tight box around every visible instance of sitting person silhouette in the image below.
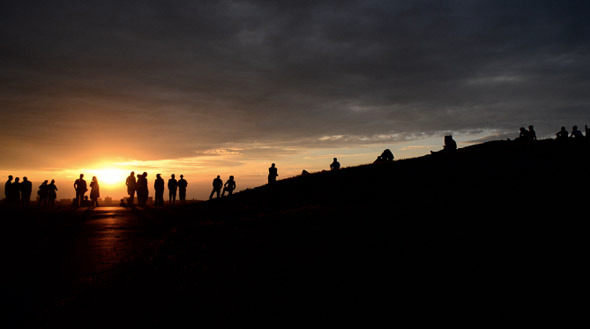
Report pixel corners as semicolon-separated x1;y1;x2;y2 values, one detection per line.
571;125;584;139
380;149;394;161
517;127;531;141
431;135;457;153
222;175;236;197
330;158;340;170
556;127;569;141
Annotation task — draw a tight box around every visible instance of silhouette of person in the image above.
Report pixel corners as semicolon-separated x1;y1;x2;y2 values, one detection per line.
431;135;457;154
90;176;100;207
517;127;531;141
268;163;278;184
21;177;32;206
126;171;136;205
222;176;236;197
74;174;88;207
178;174;188;203
5;175;13;203
380;149;394;161
154;174;165;207
301;170;309;175
38;180;48;206
136;172;149;206
168;174;178;205
330;158;341;170
12;177;21;205
556;127;568;141
47;179;58;206
528;125;537;141
571;125;584;139
210;175;223;200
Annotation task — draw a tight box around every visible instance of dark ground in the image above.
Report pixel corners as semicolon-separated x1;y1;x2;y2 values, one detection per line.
2;139;589;327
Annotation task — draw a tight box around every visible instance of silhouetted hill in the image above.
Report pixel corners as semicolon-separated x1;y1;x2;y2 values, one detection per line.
38;139;590;327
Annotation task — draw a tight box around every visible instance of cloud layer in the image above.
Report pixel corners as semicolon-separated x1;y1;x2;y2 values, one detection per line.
1;0;589;168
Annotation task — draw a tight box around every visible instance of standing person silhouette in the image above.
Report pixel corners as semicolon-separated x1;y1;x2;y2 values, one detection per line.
168;174;178;205
5;175;13;204
126;171;136;205
136;172;149;206
90;176;100;207
74;174;88;207
21;177;32;206
209;175;223;200
12;177;21;205
38;180;48;206
330;158;341;170
268;163;278;184
178;175;188;204
222;176;236;197
154;174;164;207
48;179;58;206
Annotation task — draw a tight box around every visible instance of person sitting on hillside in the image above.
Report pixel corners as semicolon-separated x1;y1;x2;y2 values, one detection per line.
571;125;584;139
380;149;394;162
222;176;236;197
556;127;569;141
330;158;340;170
431;135;457;154
517;127;531;142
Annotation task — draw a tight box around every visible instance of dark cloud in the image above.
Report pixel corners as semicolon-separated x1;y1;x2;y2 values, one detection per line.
1;0;589;166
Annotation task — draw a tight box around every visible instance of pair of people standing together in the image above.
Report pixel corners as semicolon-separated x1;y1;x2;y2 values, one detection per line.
73;174;100;207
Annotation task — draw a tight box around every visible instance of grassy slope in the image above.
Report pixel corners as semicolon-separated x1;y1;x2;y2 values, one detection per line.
40;139;590;327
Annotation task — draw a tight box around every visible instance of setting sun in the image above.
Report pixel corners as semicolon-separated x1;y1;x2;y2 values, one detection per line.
88;168;128;186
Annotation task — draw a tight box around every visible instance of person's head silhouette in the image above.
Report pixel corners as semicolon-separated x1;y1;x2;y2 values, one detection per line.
230;175;234;180
271;163;275;167
15;177;19;183
50;179;55;184
130;171;135;176
79;174;84;179
143;172;148;177
157;173;161;179
217;175;220;179
8;175;12;181
171;174;175;178
23;177;28;182
180;175;184;179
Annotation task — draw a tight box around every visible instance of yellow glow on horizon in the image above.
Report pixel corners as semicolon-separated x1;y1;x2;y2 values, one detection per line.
85;168;128;186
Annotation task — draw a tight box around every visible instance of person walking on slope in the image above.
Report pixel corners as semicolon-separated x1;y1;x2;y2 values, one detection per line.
268;163;278;184
210;175;223;200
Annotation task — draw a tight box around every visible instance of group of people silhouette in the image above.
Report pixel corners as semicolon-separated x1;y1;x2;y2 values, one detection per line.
125;171;188;207
555;125;588;141
3;126;588;208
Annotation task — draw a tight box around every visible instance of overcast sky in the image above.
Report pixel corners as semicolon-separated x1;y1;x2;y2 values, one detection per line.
1;0;589;197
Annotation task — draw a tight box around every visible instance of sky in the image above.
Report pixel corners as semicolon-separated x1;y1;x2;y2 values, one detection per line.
1;0;589;200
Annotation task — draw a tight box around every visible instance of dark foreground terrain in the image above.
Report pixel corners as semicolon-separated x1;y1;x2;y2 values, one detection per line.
2;139;589;327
